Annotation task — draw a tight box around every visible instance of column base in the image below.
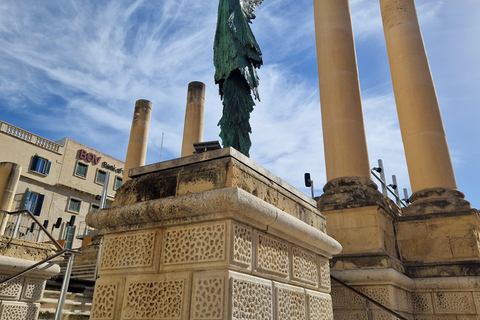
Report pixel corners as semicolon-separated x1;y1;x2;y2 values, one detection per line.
402;187;471;216
316;177;395;212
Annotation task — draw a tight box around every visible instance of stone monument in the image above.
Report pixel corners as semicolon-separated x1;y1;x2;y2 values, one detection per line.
86;148;341;319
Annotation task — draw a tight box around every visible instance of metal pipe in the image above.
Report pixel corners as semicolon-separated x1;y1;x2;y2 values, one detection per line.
54;253;75;320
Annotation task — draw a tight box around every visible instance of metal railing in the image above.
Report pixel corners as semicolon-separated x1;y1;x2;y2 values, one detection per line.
331;275;408;320
371;159;409;207
0;209;80;320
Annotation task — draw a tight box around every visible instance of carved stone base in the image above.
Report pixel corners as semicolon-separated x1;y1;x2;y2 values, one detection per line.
402;187;471;216
316;177;398;213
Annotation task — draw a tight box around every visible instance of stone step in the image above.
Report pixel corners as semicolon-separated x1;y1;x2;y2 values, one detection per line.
40;290;92;320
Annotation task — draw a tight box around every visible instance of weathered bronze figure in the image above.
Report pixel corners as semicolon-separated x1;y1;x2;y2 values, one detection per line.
213;0;263;157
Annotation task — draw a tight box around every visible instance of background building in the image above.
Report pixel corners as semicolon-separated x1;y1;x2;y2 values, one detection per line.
0;120;124;249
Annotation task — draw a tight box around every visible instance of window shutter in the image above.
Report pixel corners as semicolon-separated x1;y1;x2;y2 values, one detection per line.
23;190;32;210
34;194;44;216
30;156;38;171
45;161;51;175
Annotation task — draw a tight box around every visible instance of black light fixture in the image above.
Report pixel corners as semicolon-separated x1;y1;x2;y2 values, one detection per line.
53;218;62;229
372;167;382;173
68;215;76;227
388;184;397;190
193;141;222;154
43;220;49;228
304;173;315;198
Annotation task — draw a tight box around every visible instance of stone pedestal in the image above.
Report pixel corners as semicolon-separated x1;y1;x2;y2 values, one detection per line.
86;148;341;319
0;237;59;320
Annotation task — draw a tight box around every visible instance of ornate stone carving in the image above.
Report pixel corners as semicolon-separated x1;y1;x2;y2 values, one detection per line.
319;257;331;290
21;278;45;301
192;275;225;319
0;276;23;299
292;246;318;286
331;287;348;307
232;222;252;268
163;222;226;265
351;286;392;308
307;291;333;320
231;274;272;319
90;283;117;320
432;292;474;313
255;232;289;277
412;293;432;313
275;284;306;320
122;274;189;319
0;301;39;320
100;230;156;270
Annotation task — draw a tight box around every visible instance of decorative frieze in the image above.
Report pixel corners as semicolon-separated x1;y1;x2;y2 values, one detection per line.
192;273;225;320
412;293;433;313
100;230;158;272
0;301;39;320
432;292;475;314
230;273;273;320
307;290;333;320
0;276;23;300
231;222;252;269
21;278;45;301
90;282;119;320
121;273;190;320
163;222;226;265
255;232;289;279
274;283;306;320
292;246;318;286
319;257;331;291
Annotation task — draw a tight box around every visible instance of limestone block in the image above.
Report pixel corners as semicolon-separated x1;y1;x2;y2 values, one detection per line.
331;311;368;320
99;229;160;275
229;272;273;320
254;231;290;281
432;292;475;314
230;222;252;270
162;221;228;270
331;286;349;307
411;293;433;313
191;271;227;320
274;282;306;320
0;275;24;300
20;278;45;302
291;246;319;288
0;301;39;320
319;257;331;291
351;286;394;309
121;272;191;320
90;278;124;320
306;289;333;320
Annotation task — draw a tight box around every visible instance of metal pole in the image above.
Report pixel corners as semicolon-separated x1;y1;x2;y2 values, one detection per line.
94;172;109;280
392;175;401;206
54;252;75;320
12;213;23;238
378;159;387;196
365;299;373;320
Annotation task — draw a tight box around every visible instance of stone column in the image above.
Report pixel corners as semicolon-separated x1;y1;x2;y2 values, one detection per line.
181;81;205;157
313;0;380;208
0;162;21;235
124;100;152;181
379;0;470;214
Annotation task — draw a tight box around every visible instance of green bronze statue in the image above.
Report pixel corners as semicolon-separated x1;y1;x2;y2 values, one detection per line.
214;0;263;157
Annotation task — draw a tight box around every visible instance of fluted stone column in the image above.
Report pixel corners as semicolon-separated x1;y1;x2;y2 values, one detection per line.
379;0;470;214
124;100;152;181
314;0;381;209
0;162;21;234
181;82;205;157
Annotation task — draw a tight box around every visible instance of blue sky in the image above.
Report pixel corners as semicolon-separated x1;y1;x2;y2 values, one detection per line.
0;0;478;209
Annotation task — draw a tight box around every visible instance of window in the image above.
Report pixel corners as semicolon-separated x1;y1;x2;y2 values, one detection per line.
63;225;76;249
68;198;81;213
96;170;107;185
75;162;88;178
30;155;51;175
91;204;100;211
114;176;122;190
23;190;44;216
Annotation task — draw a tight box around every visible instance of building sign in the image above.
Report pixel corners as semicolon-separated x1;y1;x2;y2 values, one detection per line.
78;149;123;174
102;162;123;174
79;149;101;165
